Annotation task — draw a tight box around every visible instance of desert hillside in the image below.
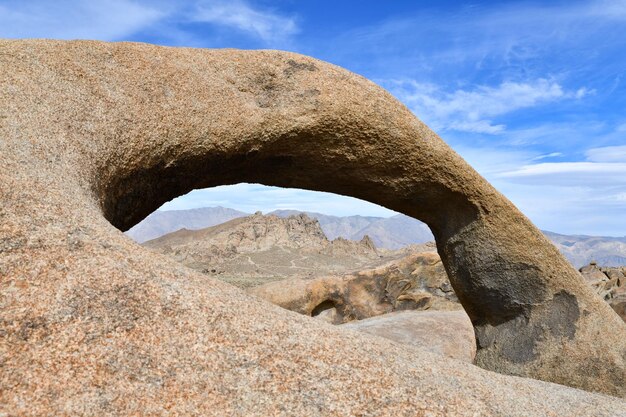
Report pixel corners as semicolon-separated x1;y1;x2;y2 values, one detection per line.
131;206;626;267
126;206;247;242
143;210;626;324
143;211;422;287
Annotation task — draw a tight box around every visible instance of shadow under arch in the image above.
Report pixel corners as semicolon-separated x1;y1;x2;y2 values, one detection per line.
61;42;626;397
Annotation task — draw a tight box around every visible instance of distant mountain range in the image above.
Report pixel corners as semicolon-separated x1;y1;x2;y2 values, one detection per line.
126;207;247;243
544;231;626;268
126;206;626;268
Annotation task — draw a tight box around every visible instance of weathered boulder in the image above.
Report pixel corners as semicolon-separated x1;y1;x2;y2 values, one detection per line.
580;263;626;322
1;39;626;415
341;310;476;363
249;251;460;324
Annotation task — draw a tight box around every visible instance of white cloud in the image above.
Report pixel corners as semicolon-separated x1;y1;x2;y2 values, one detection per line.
0;0;298;45
575;87;595;98
502;121;608;146
498;162;626;186
447;120;506;135
585;145;626;162
532;152;563;161
192;0;298;44
0;0;164;41
385;79;583;134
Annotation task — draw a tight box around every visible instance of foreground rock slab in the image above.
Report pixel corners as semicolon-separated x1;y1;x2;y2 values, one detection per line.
1;39;626;414
342;310;476;363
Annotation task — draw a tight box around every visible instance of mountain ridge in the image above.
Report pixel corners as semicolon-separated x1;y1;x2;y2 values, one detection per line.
128;206;626;267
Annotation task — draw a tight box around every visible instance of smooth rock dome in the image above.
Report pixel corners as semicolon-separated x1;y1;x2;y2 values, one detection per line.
1;39;625;415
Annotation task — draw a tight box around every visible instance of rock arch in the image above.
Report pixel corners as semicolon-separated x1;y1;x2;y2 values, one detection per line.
1;40;625;413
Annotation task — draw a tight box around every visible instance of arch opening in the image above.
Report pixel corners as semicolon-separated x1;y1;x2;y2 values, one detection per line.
129;184;440;295
311;300;337;317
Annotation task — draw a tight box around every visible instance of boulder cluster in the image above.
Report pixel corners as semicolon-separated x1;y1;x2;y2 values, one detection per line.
580;262;626;321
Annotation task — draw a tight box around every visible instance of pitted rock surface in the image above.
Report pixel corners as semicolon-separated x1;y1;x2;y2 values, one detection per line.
1;39;626;415
341;310;476;363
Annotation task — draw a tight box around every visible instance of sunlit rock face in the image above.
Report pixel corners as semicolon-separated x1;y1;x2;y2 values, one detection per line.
249;251;460;324
341;310;476;363
143;212;385;287
580;262;626;322
1;39;625;415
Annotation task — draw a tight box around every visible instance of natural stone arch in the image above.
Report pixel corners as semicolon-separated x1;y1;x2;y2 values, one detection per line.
1;39;625;413
94;43;625;396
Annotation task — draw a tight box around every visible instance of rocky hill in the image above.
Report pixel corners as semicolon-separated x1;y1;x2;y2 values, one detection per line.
143;212;403;287
270;210;434;248
130;206;626;267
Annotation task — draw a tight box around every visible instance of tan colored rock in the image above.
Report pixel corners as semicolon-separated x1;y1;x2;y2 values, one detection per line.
249;251;461;324
580;263;626;322
341;310;476;363
1;39;626;415
144;212;386;286
612;294;626;322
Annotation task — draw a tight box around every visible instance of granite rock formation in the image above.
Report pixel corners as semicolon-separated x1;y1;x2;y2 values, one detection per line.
249;251;460;324
2;39;626;414
144;212;385;287
580;262;626;322
341;310;476;363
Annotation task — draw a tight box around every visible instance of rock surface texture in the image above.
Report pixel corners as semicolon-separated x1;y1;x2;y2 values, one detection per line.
249;251;460;323
1;39;625;415
341;310;476;363
580;262;626;322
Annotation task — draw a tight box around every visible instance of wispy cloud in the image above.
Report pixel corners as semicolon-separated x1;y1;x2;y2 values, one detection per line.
499;162;626;186
0;0;299;46
585;145;626;162
191;0;298;45
484;147;626;235
533;152;563;161
0;0;164;41
384;79;587;134
589;0;626;20
448;142;626;236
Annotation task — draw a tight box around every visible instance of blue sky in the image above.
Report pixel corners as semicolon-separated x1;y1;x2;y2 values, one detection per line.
2;0;625;235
